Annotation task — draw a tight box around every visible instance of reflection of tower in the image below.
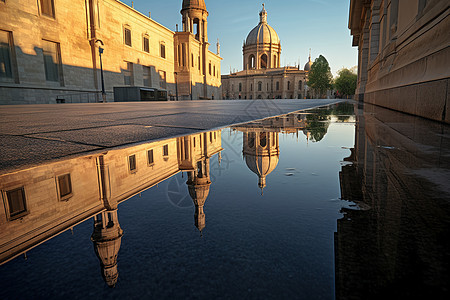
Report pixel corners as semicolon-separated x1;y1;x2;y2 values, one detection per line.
91;209;124;288
187;159;211;233
242;129;280;194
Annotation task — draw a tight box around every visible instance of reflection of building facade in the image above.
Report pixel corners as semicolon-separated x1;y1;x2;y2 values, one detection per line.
0;129;222;286
349;0;450;123
0;0;221;104
222;5;310;100
336;103;450;298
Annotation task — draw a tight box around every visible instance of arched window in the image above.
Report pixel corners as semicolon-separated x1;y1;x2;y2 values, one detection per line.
193;18;200;40
257;94;262;99
260;133;267;147
260;54;268;69
249;55;255;69
258;81;262;91
248;134;255;148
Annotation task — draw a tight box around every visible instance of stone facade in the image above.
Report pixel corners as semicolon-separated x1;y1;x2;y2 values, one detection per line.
349;0;450;123
222;5;310;100
0;0;221;104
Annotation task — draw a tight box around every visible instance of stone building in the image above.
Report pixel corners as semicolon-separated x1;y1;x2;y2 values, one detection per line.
0;0;221;104
349;0;450;123
222;5;311;100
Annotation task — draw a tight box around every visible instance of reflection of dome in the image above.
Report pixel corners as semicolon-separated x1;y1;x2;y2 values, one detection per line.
245;154;279;191
187;176;211;207
245;5;280;46
182;0;206;11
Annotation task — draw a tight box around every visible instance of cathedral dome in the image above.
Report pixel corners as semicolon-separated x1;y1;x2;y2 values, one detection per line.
182;0;207;11
245;4;280;46
304;54;313;71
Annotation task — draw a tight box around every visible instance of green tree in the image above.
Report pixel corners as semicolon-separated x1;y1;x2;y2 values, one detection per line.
334;68;357;98
307;55;333;98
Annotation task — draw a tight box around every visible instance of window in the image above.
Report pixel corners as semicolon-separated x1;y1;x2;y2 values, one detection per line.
299;80;303;90
0;30;14;80
160;42;166;58
198;56;201;71
4;187;27;220
182;43;186;67
248;55;255;69
250;84;253;91
147;149;154;165
163;145;169;156
214;65;216;77
143;35;149;53
210;132;213;143
209;62;212;75
143;66;151;87
124;62;133;85
258;81;262;91
288;81;291;90
239;83;242;92
57;174;72;200
159;70;166;89
40;0;55;18
124;27;132;47
191;53;194;67
128;154;137;172
276;81;280;91
260;54;268;69
42;40;62;84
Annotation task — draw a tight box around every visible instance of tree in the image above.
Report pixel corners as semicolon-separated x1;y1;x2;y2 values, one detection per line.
307;55;333;98
334;68;357;98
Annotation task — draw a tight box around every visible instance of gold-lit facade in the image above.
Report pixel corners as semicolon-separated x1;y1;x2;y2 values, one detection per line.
0;0;222;103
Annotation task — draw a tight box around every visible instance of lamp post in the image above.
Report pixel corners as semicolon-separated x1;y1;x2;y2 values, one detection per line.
174;71;179;101
95;39;106;103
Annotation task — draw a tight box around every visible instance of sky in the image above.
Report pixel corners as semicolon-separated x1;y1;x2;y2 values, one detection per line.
128;0;357;76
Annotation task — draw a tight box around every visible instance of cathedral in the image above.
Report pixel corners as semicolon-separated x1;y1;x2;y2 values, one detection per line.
0;0;222;103
221;5;312;100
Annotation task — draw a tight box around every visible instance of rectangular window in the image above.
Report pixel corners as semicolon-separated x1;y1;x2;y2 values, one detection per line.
40;0;55;18
124;62;134;86
0;30;13;80
163;145;169;156
159;70;166;89
129;154;137;172
5;187;27;220
42;40;62;83
57;174;72;200
143;66;151;87
147;149;154;165
160;42;166;58
143;36;149;53
124;27;132;46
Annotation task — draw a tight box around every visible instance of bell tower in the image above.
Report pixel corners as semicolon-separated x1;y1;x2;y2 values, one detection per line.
181;0;208;42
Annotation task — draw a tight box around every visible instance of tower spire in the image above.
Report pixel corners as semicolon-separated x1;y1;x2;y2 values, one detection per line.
260;3;267;23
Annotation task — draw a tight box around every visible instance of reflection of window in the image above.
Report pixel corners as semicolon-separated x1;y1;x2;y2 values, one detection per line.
248;134;255;148
143;35;149;53
4;187;28;220
160;42;166;58
40;0;55;18
163;145;169;156
147;149;154;165
42;40;62;84
0;30;14;80
124;62;133;86
159;70;166;89
57;174;72;200
143;66;151;87
260;133;267;147
129;154;137;172
124;27;132;46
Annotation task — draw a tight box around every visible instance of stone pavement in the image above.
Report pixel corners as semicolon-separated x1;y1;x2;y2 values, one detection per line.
0;99;344;174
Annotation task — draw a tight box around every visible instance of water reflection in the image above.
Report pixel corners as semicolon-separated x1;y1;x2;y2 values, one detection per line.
0;102;449;297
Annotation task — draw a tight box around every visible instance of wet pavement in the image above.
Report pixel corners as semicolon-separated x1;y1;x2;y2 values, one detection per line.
0;99;342;174
0;101;449;299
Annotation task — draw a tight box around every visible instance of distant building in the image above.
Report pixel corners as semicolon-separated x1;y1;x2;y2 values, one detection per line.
222;5;311;100
349;0;450;123
0;0;222;104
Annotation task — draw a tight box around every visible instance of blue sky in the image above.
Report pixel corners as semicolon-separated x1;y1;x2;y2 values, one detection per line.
128;0;357;76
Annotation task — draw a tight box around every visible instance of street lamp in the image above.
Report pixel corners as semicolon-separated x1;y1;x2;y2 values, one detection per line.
95;39;106;103
174;71;179;101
